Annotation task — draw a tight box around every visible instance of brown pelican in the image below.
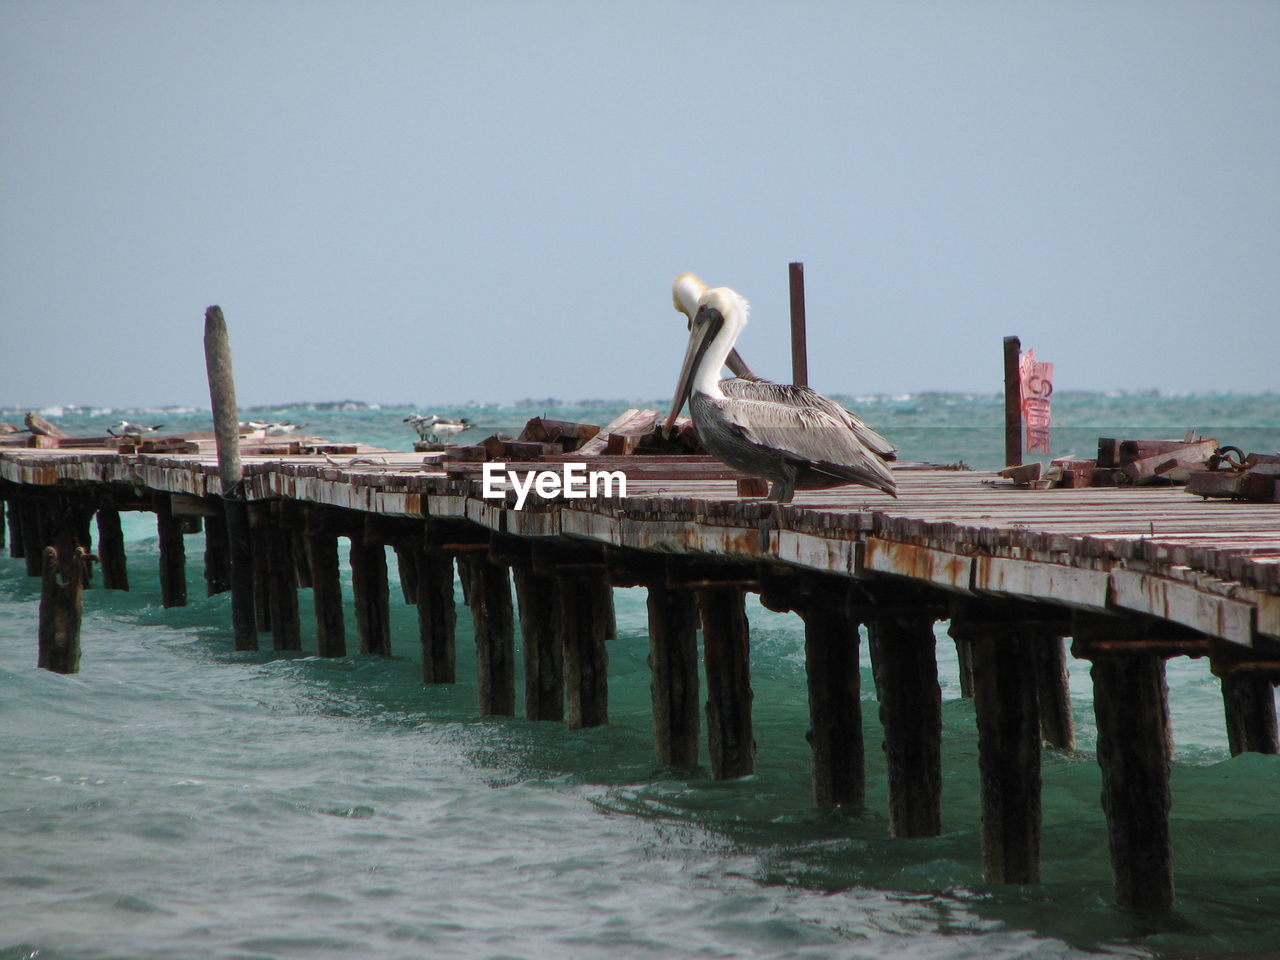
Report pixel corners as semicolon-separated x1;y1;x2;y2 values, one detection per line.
666;286;897;503
672;273;897;462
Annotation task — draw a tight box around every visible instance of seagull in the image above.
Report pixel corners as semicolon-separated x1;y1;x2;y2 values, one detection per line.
403;413;475;443
666;285;897;503
672;272;897;462
108;419;165;438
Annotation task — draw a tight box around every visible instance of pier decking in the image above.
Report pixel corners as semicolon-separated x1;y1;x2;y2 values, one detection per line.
3;439;1279;912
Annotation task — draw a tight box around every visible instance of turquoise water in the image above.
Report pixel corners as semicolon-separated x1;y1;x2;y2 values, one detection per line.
3;394;1279;960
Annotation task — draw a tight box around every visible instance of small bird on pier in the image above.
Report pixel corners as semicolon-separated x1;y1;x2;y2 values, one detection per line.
666;285;897;503
672;273;897;463
108;419;164;438
403;413;475;443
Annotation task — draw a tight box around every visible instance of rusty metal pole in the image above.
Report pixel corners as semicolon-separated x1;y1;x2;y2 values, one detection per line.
789;262;808;388
1003;336;1022;467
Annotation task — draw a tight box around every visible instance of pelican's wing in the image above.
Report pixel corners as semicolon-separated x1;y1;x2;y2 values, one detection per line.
715;395;897;496
719;378;898;461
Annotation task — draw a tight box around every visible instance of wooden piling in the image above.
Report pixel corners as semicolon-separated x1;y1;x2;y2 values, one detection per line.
202;511;229;596
514;568;563;720
459;554;516;716
153;494;187;608
203;304;256;650
560;572;612;729
267;502;301;651
699;585;754;780
393;543;419;605
867;603;943;837
1033;634;1075;751
1220;672;1280;756
954;635;975;698
350;533;391;656
1003;334;1022;467
415;548;457;684
6;499;22;559
798;597;865;811
38;545;84;673
303;509;346;657
1076;615;1175;912
788;261;808;388
248;501;272;632
646;582;700;768
96;508;129;591
20;496;46;576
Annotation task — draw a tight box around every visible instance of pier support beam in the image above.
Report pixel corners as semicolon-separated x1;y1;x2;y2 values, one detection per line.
38;546;85;674
248;502;272;632
646;582;700;768
459;554;516;716
304;509;346;658
1033;634;1075;751
699;585;754;780
267;502;301;652
560;571;612;729
20;496;47;576
1213;647;1280;756
865;591;943;837
514;567;562;720
417;548;457;684
154;494;187;608
96;507;130;591
1074;614;1175;912
203;510;229;596
6;498;21;559
350;531;391;656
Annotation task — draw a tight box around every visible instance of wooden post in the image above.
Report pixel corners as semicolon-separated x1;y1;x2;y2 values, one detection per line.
94;507;129;591
0;493;5;551
514;567;563;720
6;499;22;559
20;496;46;576
560;572;612;729
954;635;975;698
789;261;808;388
38;545;84;673
203;510;230;596
350;532;391;656
267;502;301;651
1003;335;1022;468
304;508;346;658
1220;672;1280;756
393;543;419;605
798;598;865;811
699;585;754;780
248;501;272;632
1075;615;1175;912
459;554;515;716
204;304;256;651
416;548;457;684
867;606;943;837
646;582;700;768
154;494;187;608
1034;634;1075;751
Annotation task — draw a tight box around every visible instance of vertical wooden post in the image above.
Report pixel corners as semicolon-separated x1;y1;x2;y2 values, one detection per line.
798;598;865;811
560;572;612;729
393;543;419;605
954;635;975;698
95;508;129;590
459;554;515;716
514;567;563;720
789;261;808;388
204;304;256;651
267;502;301;651
970;628;1042;884
0;493;5;551
304;508;346;658
38;546;84;673
6;498;22;558
248;501;272;632
416;548;457;684
153;494;187;608
20;496;46;576
646;582;700;768
1034;634;1076;751
203;509;230;596
1220;671;1280;756
1004;335;1022;468
867;606;942;837
699;585;754;779
350;532;391;656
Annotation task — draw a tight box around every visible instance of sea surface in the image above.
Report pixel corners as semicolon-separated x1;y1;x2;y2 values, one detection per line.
3;393;1279;960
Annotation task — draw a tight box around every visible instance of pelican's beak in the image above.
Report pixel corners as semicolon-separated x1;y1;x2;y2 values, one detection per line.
664;306;721;436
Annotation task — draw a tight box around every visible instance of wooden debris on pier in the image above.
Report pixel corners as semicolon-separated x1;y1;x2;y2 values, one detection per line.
996;433;1222;490
1187;452;1280;503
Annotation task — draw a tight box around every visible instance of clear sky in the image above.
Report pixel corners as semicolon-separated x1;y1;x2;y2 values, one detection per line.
2;1;1277;409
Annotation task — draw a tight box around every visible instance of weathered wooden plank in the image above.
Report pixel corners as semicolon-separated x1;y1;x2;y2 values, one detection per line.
863;538;973;593
975;555;1109;610
1110;567;1254;645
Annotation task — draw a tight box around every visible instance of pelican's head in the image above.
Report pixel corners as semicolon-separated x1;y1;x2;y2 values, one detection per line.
665;286;750;433
671;272;706;324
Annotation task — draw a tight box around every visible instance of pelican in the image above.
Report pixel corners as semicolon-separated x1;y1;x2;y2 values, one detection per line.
404;413;475;443
108;419;164;438
672;273;897;462
666;286;897;503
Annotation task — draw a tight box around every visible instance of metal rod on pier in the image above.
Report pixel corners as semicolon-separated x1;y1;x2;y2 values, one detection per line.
789;262;809;388
1003;335;1022;467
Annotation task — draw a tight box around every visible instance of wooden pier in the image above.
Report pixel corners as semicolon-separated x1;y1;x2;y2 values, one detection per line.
3;437;1279;913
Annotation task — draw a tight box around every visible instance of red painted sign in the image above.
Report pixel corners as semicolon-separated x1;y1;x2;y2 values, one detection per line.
1019;349;1054;455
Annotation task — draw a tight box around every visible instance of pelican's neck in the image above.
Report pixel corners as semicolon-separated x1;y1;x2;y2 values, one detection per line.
692;288;748;399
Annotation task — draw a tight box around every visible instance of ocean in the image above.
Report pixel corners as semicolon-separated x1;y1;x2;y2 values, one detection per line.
3;393;1279;960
